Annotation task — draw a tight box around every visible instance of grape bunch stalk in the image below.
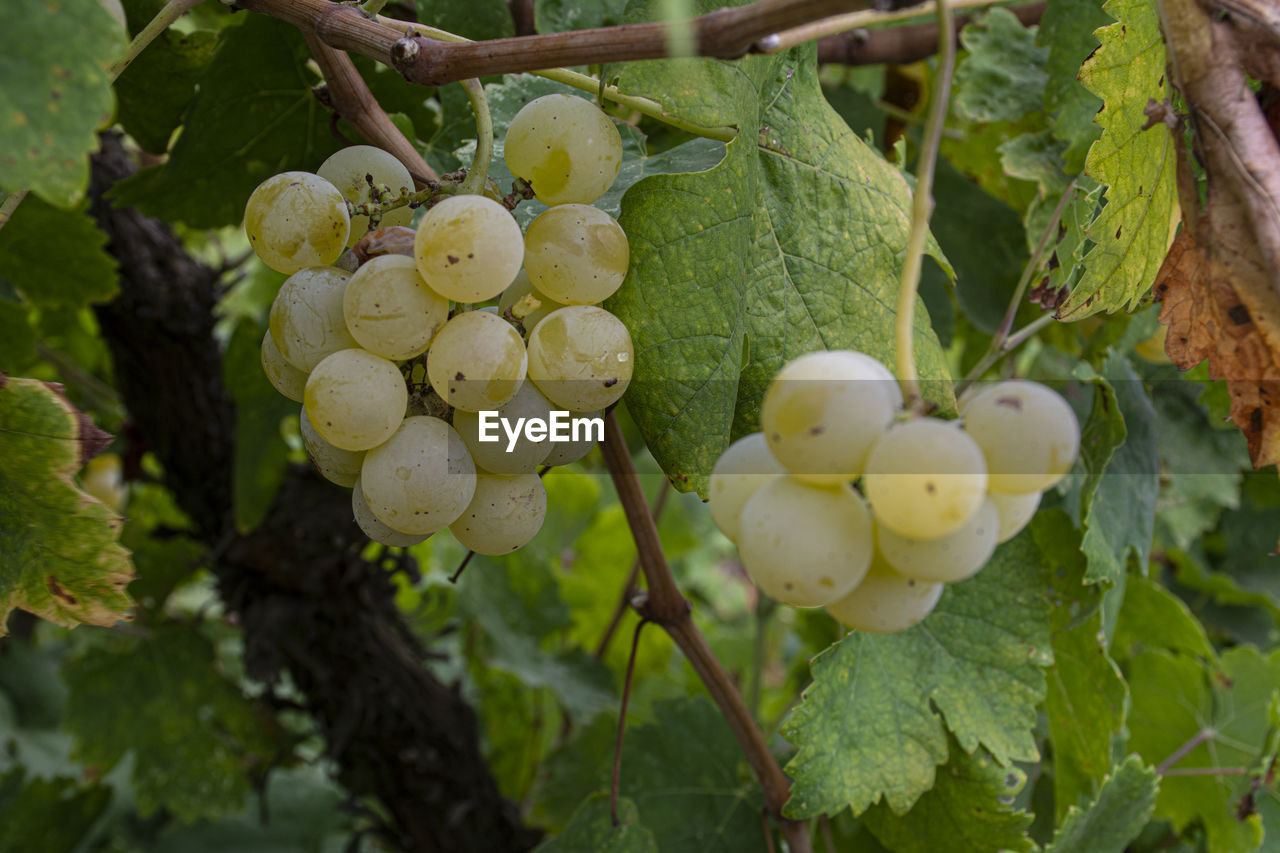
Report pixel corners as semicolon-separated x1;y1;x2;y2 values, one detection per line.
709;351;1081;633
249;93;634;556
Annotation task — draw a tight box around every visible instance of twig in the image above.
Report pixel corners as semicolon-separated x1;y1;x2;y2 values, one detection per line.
610;617;648;826
595;479;671;659
458;79;494;196
449;549;476;583
758;0;1004;53
814;1;1045;66
1157;727;1214;774
109;0;205;80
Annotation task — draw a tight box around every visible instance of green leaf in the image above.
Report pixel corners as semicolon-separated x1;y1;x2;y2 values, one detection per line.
1037;0;1109;173
1112;574;1214;660
536;0;627;32
223;320;293;533
0;768;112;853
0;195;118;309
0;0;125;206
0;295;36;372
1059;0;1179;319
1044;755;1159;853
952;8;1050;124
415;0;514;39
782;517;1066;817
609;37;950;494
114;29;218;154
536;794;658;853
63;623;277;822
0;377;133;632
110;15;343;229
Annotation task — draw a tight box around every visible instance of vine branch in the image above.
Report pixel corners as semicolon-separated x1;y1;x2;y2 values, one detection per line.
814;1;1045;66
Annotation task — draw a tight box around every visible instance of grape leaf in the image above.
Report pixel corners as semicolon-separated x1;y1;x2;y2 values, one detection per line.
861;739;1033;853
0;296;36;372
110;14;343;229
0;195;118;310
414;0;514;39
535;794;658;853
1058;0;1179;319
1044;755;1159;853
0;377;133;633
952;8;1050;124
0;768;112;853
63;623;278;822
223;320;293;533
535;0;627;32
114;29;218;154
1037;0;1109;174
781;516;1069;818
0;0;125;207
1112;574;1214;660
609;31;951;494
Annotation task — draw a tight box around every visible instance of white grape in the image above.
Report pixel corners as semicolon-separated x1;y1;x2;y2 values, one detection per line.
299;406;364;488
499;270;566;333
244;171;350;274
526;306;632;411
524;205;629;305
708;432;786;543
503;93;623;206
427;311;528;413
360;416;476;535
875;498;999;583
261;330;307;402
269;266;358;372
304;348;407;451
990;490;1041;543
317;145;414;246
414;195;523;302
343;255;449;360
453;381;554;474
760;350;895;486
962;380;1080;494
351;476;430;547
863;419;988;540
738;478;873;608
825;558;943;634
449;472;547;555
542;409;601;466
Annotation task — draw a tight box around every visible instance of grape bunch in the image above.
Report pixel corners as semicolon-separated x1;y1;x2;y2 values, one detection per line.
248;93;632;556
709;351;1080;634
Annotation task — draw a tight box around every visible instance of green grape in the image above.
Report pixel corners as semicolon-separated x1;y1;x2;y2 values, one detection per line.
317;145;414;246
304;348;407;451
261;330;307;402
449;472;547;555
269;266;358;372
875;498;999;583
299;406;364;488
453;381;554;474
503;93;623;206
244;171;350;274
360;415;476;535
708;432;786;543
542;409;601;466
414;195;523;302
738;478;873;608
343;255;449;360
426;311;527;413
526;306;632;411
962;380;1080;494
499;270;565;332
990;490;1041;543
825;557;943;634
863;419;988;540
760;350;896;486
352;476;430;547
524;204;629;305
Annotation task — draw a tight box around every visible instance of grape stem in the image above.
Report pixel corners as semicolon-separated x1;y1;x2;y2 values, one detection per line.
892;0;955;412
458;79;495;196
108;0;205;81
594;480;672;660
610;617;648;826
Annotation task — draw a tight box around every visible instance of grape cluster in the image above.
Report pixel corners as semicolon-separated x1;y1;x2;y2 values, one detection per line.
248;94;632;556
709;351;1080;634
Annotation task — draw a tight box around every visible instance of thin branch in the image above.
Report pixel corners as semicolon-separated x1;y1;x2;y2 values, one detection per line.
0;191;27;235
1157;727;1214;774
595;480;671;659
610;617;648;826
449;549;477;584
759;0;1006;53
815;1;1045;66
109;0;205;80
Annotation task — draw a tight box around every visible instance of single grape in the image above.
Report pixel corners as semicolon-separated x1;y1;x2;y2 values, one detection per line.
542;409;602;466
360;416;476;535
708;432;786;543
343;255;449;360
317;145;414;246
414;195;523;302
269;266;358;372
261;330;307;402
875;498;999;583
299;406;365;488
524;204;629;305
304;348;407;451
427;311;528;413
244;171;350;274
527;306;633;411
450;472;547;555
738;478;873;608
962;380;1080;494
863;419;988;540
503;93;623;206
499;270;566;332
351;476;430;548
990;490;1041;543
825;558;944;634
453;381;554;474
760;350;895;486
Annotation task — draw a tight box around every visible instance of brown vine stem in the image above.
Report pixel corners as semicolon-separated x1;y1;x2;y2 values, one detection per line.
595;479;671;660
598;411;810;853
814;1;1045;66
